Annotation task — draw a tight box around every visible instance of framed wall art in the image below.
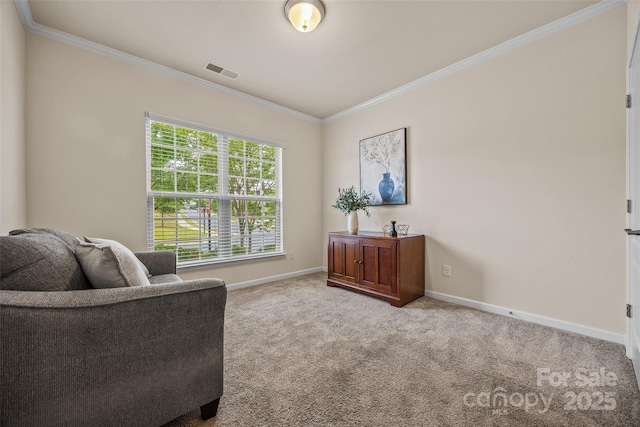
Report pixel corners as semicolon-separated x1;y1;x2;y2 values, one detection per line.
359;128;407;205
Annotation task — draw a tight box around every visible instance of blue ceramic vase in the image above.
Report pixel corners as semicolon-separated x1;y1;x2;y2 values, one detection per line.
378;172;395;203
389;221;398;237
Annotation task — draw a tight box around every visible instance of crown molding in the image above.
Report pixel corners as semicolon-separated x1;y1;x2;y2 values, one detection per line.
13;0;624;125
13;0;33;28
12;0;322;124
323;0;626;123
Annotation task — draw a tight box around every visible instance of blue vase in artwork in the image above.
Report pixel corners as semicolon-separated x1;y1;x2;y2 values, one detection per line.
378;172;395;203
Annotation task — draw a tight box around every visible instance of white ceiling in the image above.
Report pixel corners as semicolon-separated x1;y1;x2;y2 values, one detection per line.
27;0;598;119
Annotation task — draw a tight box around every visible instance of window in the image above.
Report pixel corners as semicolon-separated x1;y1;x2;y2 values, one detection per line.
146;113;283;267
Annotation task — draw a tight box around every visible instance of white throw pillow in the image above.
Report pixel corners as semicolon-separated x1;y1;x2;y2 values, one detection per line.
75;240;151;288
84;237;151;277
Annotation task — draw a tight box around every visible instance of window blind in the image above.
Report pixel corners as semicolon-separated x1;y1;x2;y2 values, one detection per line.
145;113;283;267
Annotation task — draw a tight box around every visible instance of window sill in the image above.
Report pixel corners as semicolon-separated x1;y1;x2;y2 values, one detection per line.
176;251;286;271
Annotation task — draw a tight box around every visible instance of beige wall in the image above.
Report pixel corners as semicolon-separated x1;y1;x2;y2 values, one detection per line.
19;4;629;333
323;8;626;333
25;34;323;284
629;1;639;57
1;1;27;234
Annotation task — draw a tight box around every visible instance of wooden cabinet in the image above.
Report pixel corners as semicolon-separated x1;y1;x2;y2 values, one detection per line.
327;231;425;307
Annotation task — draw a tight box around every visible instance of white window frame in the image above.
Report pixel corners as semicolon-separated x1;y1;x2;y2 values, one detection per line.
145;113;284;268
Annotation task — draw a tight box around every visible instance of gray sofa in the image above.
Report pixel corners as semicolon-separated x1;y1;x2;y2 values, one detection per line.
0;229;227;427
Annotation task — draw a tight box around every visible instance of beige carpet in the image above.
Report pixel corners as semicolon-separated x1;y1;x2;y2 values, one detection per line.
163;272;640;426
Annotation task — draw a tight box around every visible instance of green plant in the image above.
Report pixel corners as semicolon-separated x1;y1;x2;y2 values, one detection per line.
332;186;372;216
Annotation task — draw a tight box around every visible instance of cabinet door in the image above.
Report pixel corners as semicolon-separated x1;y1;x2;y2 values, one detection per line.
359;238;397;294
328;235;359;284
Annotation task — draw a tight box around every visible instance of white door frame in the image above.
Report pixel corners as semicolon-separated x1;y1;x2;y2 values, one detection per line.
626;6;640;364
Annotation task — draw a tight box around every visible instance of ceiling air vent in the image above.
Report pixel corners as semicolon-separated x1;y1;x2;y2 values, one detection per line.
204;61;239;79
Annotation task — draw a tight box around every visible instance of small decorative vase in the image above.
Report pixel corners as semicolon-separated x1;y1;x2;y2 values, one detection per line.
389;220;398;237
347;211;359;234
378;172;395;203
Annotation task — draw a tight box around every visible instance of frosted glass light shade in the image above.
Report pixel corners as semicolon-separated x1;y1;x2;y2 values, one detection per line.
285;0;325;32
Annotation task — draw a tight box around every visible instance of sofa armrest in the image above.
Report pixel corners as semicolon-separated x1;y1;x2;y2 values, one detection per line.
0;279;226;427
134;250;176;276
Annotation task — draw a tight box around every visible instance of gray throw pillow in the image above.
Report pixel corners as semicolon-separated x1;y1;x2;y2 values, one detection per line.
0;233;90;291
84;237;151;277
9;228;81;251
39;228;82;250
75;240;151;288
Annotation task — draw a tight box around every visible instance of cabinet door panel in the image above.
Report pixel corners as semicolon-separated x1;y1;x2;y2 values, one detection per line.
328;236;358;284
360;239;397;294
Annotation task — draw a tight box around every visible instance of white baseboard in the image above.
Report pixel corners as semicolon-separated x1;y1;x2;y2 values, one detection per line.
425;290;625;345
228;270;624;344
226;267;325;291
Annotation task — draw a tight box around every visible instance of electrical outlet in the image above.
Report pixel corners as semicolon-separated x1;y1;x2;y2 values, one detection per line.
442;265;451;277
287;252;294;260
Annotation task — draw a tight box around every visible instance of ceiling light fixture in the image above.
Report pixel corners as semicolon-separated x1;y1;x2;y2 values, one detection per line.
284;0;325;33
